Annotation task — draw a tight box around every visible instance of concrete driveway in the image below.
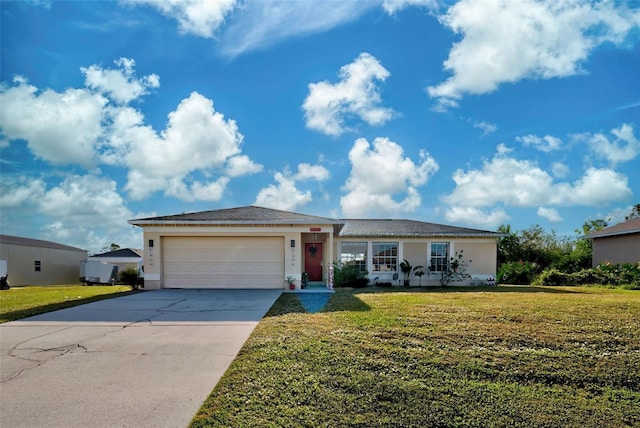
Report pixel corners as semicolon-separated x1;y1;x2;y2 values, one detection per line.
0;289;281;428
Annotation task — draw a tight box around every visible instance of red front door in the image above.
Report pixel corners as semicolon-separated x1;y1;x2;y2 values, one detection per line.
305;243;323;281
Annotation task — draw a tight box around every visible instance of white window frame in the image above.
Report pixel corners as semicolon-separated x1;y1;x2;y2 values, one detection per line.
340;242;368;272
372;242;398;273
430;242;449;273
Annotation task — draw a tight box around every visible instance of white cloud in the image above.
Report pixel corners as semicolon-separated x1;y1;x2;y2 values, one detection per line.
302;53;395;136
444;148;632;208
428;0;640;110
341;137;439;217
444;206;510;228
255;172;313;211
0;174;143;252
121;91;255;200
219;1;374;57
81;57;159;104
225;155;264;177
122;0;237;38
255;162;329;211
576;123;640;165
0;77;107;168
517;134;563;152
294;163;330;181
122;1;437;57
0;60;261;203
0;176;46;208
472;120;497;136
382;0;438;15
537;207;563;222
551;162;570;178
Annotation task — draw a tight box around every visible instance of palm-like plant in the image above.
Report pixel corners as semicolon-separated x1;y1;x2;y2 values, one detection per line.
400;259;412;286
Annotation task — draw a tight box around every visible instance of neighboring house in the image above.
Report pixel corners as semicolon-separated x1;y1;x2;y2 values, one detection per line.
89;248;144;274
0;234;88;286
129;206;500;290
586;218;640;267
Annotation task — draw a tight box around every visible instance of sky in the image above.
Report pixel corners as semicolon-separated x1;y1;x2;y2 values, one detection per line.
1;0;639;253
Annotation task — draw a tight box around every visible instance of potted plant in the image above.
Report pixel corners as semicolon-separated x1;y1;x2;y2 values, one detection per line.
286;275;296;290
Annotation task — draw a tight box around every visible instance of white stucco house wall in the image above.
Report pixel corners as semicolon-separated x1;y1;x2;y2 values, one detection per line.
128;206;500;290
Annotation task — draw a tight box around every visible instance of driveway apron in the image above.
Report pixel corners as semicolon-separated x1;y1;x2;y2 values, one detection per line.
0;289;281;428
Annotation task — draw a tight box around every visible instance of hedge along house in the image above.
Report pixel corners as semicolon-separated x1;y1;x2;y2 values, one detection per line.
0;234;88;286
128;206;501;290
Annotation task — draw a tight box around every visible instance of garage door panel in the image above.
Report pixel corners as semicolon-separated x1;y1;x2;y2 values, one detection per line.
162;237;284;289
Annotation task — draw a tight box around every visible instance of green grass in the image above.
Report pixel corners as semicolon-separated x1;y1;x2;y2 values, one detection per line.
0;285;134;323
191;286;640;428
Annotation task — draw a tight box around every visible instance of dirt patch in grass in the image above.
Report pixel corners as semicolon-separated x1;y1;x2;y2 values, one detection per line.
192;286;640;427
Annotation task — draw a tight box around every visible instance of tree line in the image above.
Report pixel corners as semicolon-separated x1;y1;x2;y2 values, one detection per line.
496;204;639;287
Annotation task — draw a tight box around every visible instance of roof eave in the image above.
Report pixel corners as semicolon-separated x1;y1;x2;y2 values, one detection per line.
128;220;340;226
339;233;503;239
586;229;640;239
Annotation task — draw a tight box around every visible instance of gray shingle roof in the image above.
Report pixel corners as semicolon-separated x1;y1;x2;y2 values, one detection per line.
338;219;500;238
586;217;640;239
0;234;87;252
128;205;339;225
92;248;143;258
129;206;500;237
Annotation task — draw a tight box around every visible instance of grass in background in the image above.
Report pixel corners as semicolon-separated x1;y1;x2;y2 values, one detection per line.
192;286;640;427
0;285;134;323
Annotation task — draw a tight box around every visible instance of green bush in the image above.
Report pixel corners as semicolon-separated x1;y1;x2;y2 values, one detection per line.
333;262;369;288
497;261;536;285
532;269;572;286
533;262;640;289
119;266;141;289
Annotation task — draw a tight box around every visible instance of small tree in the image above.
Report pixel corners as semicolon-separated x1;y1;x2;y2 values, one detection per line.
440;250;471;286
101;243;121;254
119;266;140;290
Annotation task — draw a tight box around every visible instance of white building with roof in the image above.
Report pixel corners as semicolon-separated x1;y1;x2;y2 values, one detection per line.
0;235;88;286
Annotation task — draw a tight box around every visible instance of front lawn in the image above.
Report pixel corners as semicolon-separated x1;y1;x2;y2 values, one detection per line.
0;285;134;323
192;286;640;427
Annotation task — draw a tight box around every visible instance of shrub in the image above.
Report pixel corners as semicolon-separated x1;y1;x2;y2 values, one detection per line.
119;266;141;289
497;261;536;285
333;262;369;288
532;269;572;286
565;263;640;289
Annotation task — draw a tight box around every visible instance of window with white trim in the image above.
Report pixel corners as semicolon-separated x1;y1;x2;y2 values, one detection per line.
340;242;367;272
372;242;398;272
430;242;449;272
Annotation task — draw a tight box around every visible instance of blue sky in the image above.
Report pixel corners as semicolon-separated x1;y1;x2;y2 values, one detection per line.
1;0;639;253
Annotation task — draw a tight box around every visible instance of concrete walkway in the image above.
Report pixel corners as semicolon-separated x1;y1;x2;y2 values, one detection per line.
0;289;281;428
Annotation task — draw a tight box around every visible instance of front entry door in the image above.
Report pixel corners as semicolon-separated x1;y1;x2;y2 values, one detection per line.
305;243;323;281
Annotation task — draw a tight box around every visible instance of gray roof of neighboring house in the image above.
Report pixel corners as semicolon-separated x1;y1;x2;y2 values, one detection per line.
0;234;87;252
337;219;500;238
91;248;143;258
586;217;640;239
128;205;339;226
129;206;499;238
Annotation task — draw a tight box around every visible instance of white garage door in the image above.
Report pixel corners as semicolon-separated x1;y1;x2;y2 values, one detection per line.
163;237;284;289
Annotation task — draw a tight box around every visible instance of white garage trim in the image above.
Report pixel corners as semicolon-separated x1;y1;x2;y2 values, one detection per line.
162;236;284;289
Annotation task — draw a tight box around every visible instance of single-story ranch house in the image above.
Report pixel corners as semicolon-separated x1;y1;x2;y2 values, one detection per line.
128;206;501;290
